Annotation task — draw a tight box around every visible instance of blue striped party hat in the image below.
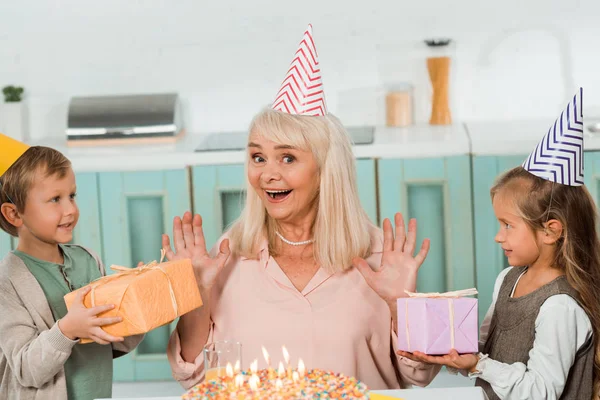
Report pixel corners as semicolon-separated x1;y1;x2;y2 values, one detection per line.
522;87;584;186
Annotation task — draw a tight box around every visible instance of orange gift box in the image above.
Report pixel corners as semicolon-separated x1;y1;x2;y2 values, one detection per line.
64;254;202;344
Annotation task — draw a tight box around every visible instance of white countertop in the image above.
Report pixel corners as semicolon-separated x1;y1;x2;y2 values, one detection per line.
32;119;600;172
33;123;470;173
371;387;488;399
467;118;600;156
356;124;470;160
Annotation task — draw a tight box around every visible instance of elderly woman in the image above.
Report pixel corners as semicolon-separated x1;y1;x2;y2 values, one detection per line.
165;26;440;391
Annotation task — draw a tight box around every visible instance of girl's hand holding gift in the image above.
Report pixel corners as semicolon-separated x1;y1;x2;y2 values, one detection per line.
397;349;480;373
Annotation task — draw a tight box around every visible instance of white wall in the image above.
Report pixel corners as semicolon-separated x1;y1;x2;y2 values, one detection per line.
0;0;599;140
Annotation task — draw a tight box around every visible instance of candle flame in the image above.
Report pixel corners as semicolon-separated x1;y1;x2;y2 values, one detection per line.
250;359;258;374
298;358;305;377
261;346;270;366
226;362;234;378
234;360;241;373
276;379;283;390
277;361;285;378
249;375;259;391
293;371;299;382
235;374;244;388
282;345;290;365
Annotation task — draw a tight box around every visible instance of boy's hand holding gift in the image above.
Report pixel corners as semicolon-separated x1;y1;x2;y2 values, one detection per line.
63;250;203;344
58;287;124;344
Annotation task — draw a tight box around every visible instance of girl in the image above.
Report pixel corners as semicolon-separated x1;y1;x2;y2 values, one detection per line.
400;166;600;399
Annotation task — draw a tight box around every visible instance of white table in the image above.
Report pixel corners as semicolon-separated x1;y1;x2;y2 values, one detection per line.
371;387;488;399
100;386;488;400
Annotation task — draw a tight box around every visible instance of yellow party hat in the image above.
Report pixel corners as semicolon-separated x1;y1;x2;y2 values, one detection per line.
0;133;30;177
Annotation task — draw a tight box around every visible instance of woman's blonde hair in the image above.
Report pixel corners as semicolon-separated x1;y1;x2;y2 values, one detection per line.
0;146;71;237
491;166;600;397
229;108;377;273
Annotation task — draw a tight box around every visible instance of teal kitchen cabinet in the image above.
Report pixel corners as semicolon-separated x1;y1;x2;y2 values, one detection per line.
377;155;475;292
98;169;191;381
378;156;476;295
71;172;103;254
472;155;526;322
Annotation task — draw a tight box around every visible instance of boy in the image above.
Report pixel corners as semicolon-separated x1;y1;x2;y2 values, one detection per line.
0;133;143;400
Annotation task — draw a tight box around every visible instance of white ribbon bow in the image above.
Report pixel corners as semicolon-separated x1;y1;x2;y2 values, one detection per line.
403;288;478;352
404;288;478;298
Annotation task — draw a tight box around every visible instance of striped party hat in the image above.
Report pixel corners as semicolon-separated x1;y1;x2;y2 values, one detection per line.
522;87;584;186
272;24;328;116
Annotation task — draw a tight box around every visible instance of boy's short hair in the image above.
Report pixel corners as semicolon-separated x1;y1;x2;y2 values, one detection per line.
0;146;71;237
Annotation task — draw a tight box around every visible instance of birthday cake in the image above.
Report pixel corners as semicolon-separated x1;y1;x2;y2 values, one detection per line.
182;367;369;399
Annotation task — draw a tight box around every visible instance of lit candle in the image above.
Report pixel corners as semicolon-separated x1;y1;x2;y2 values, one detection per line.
282;346;290;365
262;346;275;380
275;378;283;391
295;367;305;391
225;362;234;391
249;375;259;391
249;360;260;398
298;358;306;378
277;361;285;379
282;346;292;379
234;360;241;374
262;346;271;366
235;373;244;388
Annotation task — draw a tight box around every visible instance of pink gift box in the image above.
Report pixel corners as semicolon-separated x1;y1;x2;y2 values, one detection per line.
397;296;478;355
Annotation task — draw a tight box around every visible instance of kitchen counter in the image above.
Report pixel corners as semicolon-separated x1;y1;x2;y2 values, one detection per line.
33;123;470;172
31;119;600;172
467;118;600;156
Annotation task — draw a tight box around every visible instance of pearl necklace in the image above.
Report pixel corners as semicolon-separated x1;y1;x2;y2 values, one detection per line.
275;231;315;246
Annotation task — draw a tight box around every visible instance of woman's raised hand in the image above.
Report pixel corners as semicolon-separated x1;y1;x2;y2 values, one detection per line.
162;211;230;290
353;212;430;306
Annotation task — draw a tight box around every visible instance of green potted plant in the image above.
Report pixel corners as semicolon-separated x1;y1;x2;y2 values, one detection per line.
3;86;24;102
0;85;28;142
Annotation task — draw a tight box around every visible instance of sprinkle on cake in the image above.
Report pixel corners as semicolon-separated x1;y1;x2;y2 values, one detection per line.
182;368;369;399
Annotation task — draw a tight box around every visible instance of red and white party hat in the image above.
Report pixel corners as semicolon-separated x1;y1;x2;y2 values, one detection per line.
272;24;328;116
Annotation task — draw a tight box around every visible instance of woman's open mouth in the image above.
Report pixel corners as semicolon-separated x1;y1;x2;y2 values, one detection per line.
265;189;292;203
